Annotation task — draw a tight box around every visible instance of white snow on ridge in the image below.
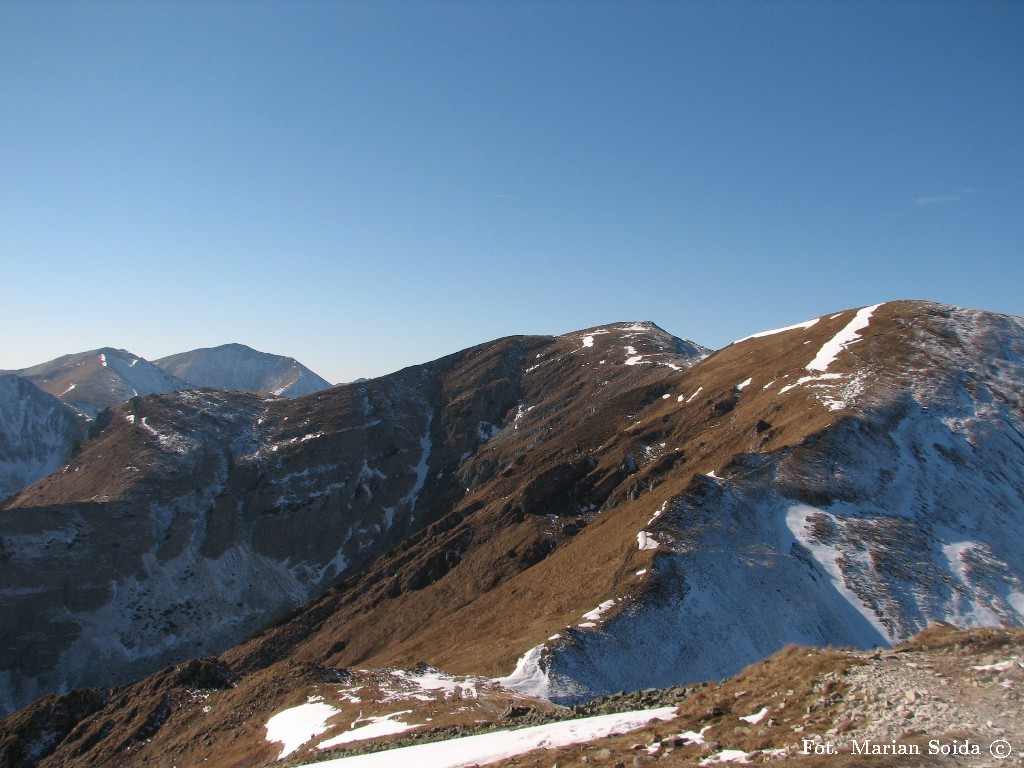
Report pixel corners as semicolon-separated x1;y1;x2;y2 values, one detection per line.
493;644;551;699
299;707;678;768
580;599;616;624
806;304;881;372
485;311;1024;705
582;336;595;348
777;373;843;394
732;318;818;345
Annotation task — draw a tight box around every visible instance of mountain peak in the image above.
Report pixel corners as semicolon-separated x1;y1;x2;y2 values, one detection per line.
154;344;331;397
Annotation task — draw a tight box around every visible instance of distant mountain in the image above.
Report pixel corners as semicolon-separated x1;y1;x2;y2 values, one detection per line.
155;343;332;397
0;344;331;499
3;348;185;419
0;376;84;500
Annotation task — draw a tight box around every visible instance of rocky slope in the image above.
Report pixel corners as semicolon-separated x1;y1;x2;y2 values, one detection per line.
155;343;333;396
0;376;84;500
0;322;706;716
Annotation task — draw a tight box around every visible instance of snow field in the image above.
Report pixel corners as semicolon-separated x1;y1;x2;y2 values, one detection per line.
267;700;342;759
637;531;659;550
318;711;417;749
298;706;678;768
266;668;495;759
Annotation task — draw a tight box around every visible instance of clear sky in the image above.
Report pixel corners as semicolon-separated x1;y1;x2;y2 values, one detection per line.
2;1;1022;383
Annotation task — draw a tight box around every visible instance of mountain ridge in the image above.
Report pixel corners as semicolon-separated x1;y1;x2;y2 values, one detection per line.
1;300;1023;767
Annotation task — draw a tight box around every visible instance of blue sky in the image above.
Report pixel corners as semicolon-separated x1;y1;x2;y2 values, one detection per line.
2;1;1022;383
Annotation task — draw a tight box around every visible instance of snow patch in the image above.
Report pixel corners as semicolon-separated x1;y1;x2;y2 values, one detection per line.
493;644;550;699
777;373;843;394
971;660;1020;672
580;599;616;624
637;531;659;551
701;749;754;764
266;701;341;760
317;711;417;749
806;304;881;372
389;668;483;700
300;707;678;768
738;706;768;724
733;318;819;344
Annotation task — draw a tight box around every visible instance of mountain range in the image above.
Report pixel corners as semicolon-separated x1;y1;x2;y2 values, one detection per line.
1;300;1022;767
0;344;332;499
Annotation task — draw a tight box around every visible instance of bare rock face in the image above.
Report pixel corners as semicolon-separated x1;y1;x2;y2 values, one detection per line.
0;376;84;500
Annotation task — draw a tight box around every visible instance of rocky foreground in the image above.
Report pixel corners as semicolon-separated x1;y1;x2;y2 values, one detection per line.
2;625;1021;767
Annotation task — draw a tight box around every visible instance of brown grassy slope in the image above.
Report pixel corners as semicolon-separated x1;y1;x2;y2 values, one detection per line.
226;303;949;680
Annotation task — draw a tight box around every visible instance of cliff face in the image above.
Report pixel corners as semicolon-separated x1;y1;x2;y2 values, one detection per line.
0;375;84;500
